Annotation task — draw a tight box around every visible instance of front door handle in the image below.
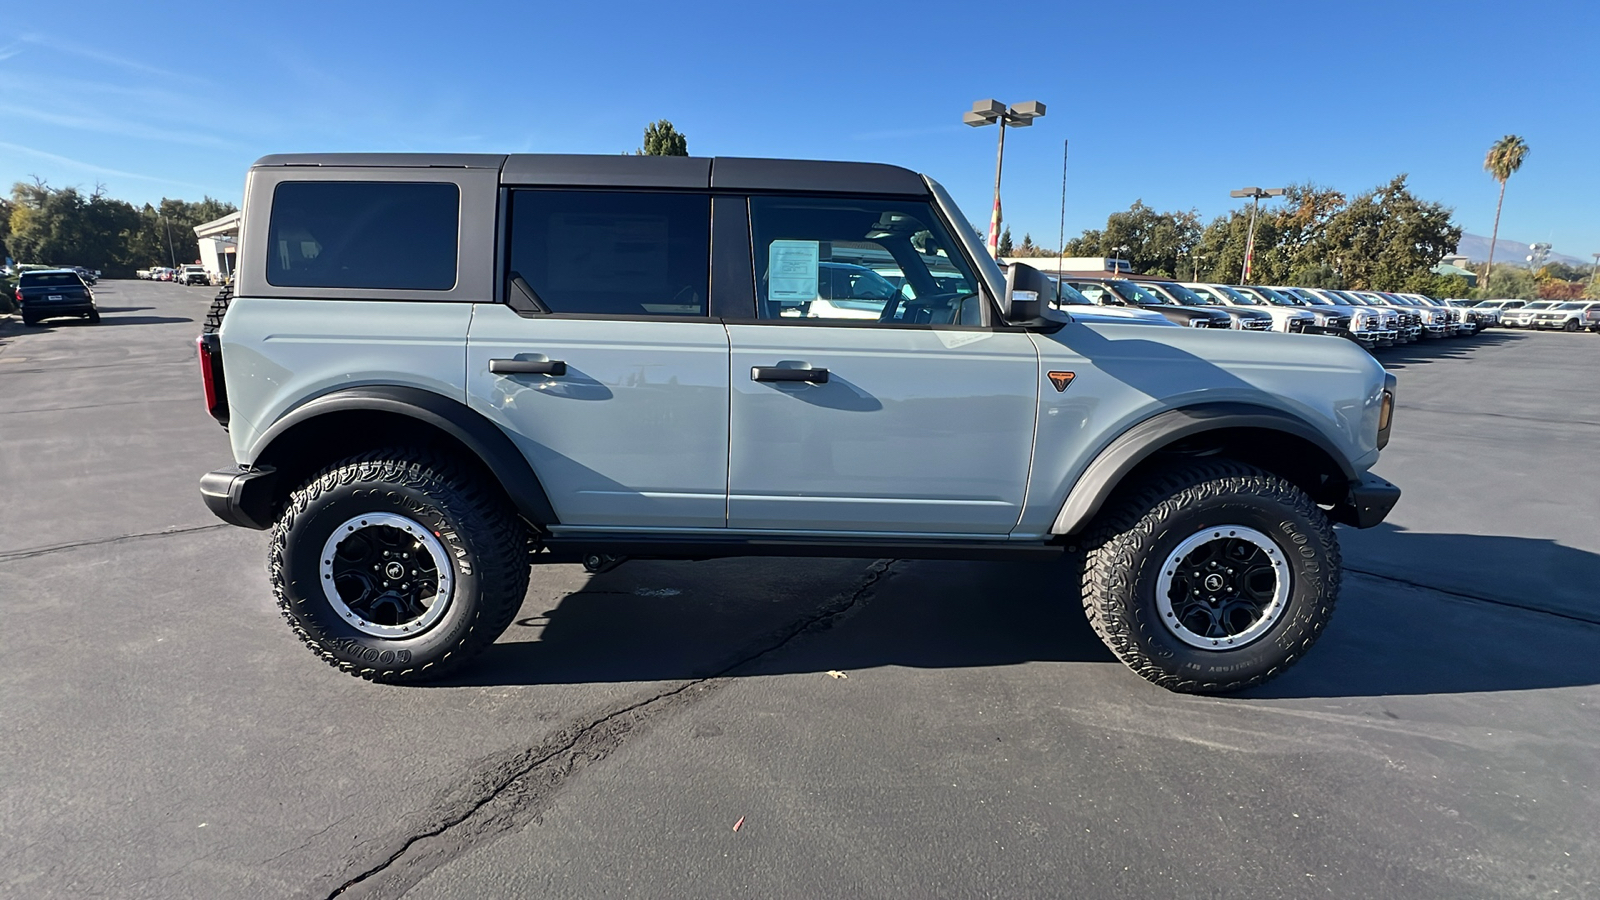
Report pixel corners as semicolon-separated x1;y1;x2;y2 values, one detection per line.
489;358;567;376
752;366;828;384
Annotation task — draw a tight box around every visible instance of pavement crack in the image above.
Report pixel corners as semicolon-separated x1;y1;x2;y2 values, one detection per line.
0;523;229;563
323;559;898;899
1347;566;1600;626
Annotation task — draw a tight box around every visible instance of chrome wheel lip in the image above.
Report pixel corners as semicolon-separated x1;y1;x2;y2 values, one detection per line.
319;513;454;639
1155;525;1291;651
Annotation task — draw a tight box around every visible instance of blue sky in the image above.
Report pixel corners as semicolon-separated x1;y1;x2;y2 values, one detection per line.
4;0;1597;262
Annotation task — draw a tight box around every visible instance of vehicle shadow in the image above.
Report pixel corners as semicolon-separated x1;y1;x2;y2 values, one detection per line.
438;527;1600;699
1375;330;1520;368
31;315;193;327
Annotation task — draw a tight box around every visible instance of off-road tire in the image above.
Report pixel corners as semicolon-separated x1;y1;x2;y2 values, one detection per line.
1080;460;1340;694
270;449;530;683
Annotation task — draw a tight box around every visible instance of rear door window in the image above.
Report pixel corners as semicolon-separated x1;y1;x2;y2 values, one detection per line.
267;181;459;290
505;190;710;317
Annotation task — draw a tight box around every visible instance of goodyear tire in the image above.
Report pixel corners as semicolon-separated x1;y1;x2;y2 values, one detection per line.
1080;461;1340;694
270;449;530;682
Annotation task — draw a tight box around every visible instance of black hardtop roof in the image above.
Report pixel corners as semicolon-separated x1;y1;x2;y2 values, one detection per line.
250;153;929;196
19;268;81;276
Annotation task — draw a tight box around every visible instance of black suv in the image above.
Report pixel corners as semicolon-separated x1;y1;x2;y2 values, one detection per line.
14;269;99;326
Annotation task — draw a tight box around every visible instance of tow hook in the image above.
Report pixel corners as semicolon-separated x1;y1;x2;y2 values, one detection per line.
582;553;627;574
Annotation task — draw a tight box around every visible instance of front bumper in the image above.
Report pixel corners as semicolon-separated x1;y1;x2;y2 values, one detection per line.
1330;472;1402;528
199;465;279;530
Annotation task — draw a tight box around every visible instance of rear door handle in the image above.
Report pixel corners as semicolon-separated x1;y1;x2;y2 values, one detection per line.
751;366;828;384
489;358;567;376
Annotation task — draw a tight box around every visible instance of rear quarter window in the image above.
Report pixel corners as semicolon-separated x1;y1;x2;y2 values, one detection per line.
266;181;459;290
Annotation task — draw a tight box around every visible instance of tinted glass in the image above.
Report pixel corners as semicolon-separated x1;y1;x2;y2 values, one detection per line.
20;272;83;287
750;196;980;325
507;191;709;316
267;181;459;290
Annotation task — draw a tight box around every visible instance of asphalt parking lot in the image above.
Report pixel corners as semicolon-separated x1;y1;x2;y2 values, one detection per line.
2;280;1597;899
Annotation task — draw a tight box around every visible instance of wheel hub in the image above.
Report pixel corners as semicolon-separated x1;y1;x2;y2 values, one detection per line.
319;513;454;638
1155;526;1290;650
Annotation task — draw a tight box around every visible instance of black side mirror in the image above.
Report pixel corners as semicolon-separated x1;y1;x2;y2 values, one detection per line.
1004;263;1063;327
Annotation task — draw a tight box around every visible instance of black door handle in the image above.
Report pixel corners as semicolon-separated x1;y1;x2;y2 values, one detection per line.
489;358;567;376
752;366;828;384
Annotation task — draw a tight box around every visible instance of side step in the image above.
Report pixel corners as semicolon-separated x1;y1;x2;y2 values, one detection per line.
538;533;1067;564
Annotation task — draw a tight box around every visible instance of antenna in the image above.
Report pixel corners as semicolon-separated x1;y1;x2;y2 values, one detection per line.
1056;139;1069;282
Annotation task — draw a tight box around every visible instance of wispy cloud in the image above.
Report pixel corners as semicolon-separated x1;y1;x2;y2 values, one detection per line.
0;141;204;189
0;41;22;63
0;102;239;150
15;34;196;82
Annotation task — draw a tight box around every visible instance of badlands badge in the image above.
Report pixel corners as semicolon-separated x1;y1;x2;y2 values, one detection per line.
1047;371;1076;392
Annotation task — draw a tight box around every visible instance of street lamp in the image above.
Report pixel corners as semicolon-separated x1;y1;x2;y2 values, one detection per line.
1229;186;1285;284
965;99;1046;258
1192;253;1205;282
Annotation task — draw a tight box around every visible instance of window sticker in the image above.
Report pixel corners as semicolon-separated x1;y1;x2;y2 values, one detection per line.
768;240;820;302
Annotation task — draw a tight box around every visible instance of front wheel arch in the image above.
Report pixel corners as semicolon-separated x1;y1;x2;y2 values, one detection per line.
1051;404;1359;536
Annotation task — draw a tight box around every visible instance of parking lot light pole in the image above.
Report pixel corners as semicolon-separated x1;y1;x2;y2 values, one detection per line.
965;99;1046;258
1229;186;1284;284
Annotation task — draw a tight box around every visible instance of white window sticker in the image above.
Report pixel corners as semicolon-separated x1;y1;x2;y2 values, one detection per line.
768;240;820;302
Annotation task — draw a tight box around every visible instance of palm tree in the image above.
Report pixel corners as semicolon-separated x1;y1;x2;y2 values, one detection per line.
1481;135;1529;296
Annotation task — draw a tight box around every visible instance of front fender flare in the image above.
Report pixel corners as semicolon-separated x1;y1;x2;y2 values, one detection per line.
1050;402;1359;535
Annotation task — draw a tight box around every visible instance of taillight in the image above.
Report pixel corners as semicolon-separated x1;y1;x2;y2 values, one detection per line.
196;334;229;426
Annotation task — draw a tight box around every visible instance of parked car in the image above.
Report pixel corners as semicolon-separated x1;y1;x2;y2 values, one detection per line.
1530;301;1600;332
1272;286;1391;349
1586;305;1600;333
1045;277;1176;326
1351;292;1429;340
1471;299;1524;327
1062;278;1231;328
1140;281;1274;331
196;151;1399;694
1502;301;1557;328
1232;285;1354;339
179;265;211;286
1181;283;1315;333
70;266;99;286
14;269;99;326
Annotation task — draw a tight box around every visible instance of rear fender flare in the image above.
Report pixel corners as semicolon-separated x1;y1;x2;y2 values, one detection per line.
248;385;557;526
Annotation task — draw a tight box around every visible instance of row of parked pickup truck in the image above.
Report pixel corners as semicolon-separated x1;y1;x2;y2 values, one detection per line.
1042;275;1496;351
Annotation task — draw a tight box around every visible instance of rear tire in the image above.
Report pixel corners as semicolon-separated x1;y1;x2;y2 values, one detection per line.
270;449;531;683
86;310;100;323
1080;461;1340;694
21;315;39;327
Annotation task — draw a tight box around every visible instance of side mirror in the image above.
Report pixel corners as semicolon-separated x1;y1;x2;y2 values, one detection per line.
1003;262;1064;327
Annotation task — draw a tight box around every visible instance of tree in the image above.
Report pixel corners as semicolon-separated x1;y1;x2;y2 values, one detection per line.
5;181;236;276
639;120;689;156
1318;175;1461;290
1481;134;1529;296
1473;263;1536;299
1062;200;1202;278
997;226;1014;256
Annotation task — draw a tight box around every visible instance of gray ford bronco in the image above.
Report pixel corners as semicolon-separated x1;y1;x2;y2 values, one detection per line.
197;153;1399;693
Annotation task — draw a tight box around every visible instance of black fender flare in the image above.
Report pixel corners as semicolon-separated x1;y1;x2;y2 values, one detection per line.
247;385;558;527
1050;402;1360;535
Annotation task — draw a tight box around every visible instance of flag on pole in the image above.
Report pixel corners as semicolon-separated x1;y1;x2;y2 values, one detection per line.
987;194;1002;258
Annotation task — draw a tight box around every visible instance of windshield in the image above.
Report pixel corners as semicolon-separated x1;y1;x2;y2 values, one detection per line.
1524;302;1555;310
1048;278;1096;306
1100;280;1159;305
1297;290;1337;306
20;272;83;287
927;177;1002;306
1556;302;1586;310
1153;282;1207;305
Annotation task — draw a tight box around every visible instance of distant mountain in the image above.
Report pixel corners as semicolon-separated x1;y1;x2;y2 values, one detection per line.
1456;233;1590;268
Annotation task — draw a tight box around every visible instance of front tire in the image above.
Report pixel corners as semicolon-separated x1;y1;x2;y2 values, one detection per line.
270;449;530;682
1080;461;1340;694
1564;319;1580;332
